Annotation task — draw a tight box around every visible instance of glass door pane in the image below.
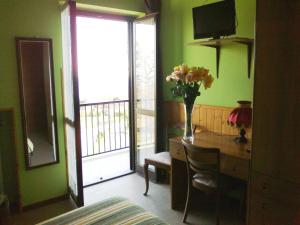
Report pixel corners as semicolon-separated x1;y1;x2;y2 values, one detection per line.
134;16;157;168
61;2;84;206
76;15;133;186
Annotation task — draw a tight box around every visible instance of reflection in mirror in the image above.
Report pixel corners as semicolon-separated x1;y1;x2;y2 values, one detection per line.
16;38;59;169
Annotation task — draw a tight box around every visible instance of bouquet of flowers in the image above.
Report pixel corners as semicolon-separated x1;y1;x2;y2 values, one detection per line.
166;64;213;140
166;64;213;102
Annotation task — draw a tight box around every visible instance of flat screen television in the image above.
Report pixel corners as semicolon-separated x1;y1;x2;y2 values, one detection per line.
193;0;236;39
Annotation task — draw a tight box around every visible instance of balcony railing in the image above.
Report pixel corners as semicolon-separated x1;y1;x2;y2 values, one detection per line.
80;100;130;158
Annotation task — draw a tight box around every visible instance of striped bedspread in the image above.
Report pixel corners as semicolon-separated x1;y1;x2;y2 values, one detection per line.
37;197;168;225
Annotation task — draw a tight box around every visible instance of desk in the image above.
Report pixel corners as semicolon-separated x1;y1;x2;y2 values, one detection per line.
169;131;251;209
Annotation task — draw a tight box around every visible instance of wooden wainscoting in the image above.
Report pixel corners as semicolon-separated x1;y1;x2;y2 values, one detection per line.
164;101;252;138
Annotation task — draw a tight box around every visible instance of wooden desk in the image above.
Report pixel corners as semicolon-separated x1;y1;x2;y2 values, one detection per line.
169;131;251;209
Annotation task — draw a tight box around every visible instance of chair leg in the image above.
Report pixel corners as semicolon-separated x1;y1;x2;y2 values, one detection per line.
182;182;192;223
143;162;149;196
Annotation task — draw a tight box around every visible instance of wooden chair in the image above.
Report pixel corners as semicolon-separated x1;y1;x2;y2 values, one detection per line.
181;139;236;225
143;152;171;196
143;125;197;196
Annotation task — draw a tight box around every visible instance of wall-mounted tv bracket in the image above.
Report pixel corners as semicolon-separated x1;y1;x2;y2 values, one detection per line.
190;37;254;79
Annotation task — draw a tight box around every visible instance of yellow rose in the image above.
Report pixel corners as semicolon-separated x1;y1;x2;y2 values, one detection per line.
173;66;180;72
172;71;185;81
180;64;189;75
168;64;213;87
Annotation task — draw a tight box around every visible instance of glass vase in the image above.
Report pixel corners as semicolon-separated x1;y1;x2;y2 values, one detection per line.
183;96;196;141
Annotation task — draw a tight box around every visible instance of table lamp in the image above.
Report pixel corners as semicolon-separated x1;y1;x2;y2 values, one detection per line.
227;101;252;143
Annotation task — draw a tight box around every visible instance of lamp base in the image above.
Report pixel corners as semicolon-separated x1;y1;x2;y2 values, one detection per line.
234;128;248;144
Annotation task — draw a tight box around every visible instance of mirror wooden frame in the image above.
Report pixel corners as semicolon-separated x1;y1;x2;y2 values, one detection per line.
16;37;59;169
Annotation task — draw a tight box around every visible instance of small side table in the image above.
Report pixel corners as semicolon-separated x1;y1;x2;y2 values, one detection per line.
143;152;171;195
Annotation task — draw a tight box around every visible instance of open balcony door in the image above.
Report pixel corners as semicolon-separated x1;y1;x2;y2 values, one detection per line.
61;0;84;206
134;14;158;172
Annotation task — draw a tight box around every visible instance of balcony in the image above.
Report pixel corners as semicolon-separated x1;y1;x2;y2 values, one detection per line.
80;100;132;186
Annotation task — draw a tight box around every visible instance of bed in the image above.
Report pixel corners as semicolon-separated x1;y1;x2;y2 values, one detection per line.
37;197;168;225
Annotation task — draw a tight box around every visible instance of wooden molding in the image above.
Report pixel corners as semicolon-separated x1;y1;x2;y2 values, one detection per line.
22;194;69;211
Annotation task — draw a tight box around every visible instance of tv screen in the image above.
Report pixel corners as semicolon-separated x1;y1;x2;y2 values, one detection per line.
193;0;236;39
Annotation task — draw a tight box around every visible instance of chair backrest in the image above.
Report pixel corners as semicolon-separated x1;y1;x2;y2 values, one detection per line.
181;139;220;175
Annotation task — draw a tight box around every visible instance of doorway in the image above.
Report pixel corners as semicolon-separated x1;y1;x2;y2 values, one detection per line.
76;13;134;187
61;1;158;206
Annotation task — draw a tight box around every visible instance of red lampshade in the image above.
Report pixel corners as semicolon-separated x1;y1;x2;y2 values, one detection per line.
228;101;252;128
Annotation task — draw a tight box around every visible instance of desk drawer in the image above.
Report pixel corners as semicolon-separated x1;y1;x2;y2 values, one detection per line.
221;156;249;181
249;193;300;225
251;172;300;205
169;140;185;161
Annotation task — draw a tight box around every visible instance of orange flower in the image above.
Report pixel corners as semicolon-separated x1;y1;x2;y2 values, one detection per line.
185;73;193;83
189;67;209;82
203;74;214;89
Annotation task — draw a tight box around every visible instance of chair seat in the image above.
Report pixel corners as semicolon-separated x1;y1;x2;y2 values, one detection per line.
192;171;235;190
145;152;171;168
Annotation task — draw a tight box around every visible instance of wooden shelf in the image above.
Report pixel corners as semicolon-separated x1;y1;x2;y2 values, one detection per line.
189;37;254;78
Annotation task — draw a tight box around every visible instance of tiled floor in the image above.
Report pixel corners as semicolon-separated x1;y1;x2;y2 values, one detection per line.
84;174;245;225
10;174;245;225
29;133;55;167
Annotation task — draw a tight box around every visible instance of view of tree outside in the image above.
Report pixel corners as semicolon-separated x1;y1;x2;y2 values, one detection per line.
134;18;156;167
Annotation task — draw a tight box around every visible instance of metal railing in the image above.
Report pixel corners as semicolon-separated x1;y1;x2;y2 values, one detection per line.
80;100;130;158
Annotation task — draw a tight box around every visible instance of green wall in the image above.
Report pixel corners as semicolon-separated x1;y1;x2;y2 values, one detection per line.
0;0;255;206
161;0;256;107
0;0;144;207
0;0;68;207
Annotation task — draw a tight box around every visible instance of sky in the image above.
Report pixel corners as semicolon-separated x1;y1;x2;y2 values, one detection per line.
77;16;129;103
76;16;156;109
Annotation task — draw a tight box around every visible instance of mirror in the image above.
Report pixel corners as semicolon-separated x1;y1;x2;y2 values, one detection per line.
16;37;59;169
